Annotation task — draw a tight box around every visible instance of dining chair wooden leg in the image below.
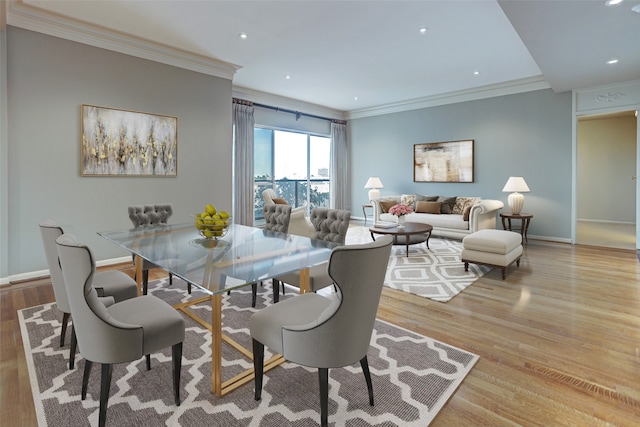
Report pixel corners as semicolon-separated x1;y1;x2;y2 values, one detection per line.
252;339;264;401
318;368;329;427
172;342;183;406
99;363;113;427
142;270;149;295
81;359;92;400
360;356;374;405
146;354;151;370
251;282;258;307
60;312;70;347
272;279;280;304
69;327;77;370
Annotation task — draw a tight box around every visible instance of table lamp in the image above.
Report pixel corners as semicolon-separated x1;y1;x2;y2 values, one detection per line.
364;177;383;201
502;176;530;215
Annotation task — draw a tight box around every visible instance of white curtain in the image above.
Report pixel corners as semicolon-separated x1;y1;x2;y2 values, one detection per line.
330;121;349;210
232;101;255;225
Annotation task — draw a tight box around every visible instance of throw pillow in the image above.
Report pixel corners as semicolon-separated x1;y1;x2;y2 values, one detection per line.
462;205;472;221
452;197;479;214
400;194;415;207
379;200;396;213
416;201;441;214
272;197;288;205
413;194;439;209
437;196;457;214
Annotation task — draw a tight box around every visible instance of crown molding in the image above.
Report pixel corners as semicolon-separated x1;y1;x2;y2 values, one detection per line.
233;86;348;121
346;76;551;120
5;0;240;80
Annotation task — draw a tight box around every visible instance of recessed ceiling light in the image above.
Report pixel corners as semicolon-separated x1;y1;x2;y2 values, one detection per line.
605;0;623;6
419;27;428;34
354;96;359;101
239;33;248;39
607;58;620;64
285;75;291;79
473;70;480;75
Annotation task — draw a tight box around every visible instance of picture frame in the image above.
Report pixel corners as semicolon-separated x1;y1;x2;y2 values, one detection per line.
413;139;474;183
81;104;178;176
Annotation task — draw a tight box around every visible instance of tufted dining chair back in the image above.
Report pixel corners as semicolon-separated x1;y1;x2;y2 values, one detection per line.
128;204;173;228
263;204;292;234
310;208;351;244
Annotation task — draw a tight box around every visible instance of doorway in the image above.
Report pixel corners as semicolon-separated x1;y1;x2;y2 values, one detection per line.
576;111;638;250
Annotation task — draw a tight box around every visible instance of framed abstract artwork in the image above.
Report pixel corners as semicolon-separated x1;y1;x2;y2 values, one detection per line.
413;139;474;183
81;104;178;176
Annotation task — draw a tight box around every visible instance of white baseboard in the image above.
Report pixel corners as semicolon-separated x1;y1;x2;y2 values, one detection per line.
0;256;132;287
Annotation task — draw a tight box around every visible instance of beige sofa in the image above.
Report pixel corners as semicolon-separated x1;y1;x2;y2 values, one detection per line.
372;194;504;240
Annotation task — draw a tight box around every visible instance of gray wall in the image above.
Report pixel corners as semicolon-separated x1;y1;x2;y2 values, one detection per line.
349;89;573;240
5;27;233;276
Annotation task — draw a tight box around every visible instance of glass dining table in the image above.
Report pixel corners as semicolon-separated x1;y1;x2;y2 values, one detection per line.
98;222;337;396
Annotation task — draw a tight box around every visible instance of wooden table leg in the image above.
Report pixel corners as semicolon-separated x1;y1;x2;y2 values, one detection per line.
299;267;311;294
134;255;144;296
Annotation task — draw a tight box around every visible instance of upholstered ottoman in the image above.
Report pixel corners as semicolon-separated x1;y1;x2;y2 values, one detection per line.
461;229;523;279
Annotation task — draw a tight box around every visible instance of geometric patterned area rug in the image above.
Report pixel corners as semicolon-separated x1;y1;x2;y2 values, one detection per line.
19;278;478;426
347;226;490;302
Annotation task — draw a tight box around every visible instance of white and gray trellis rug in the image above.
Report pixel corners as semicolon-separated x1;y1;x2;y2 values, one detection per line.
19;280;478;426
346;226;490;302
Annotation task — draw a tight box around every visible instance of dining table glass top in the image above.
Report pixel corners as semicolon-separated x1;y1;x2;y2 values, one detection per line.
98;223;337;295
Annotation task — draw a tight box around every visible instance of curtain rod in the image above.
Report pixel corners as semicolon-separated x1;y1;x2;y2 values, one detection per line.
253;101;346;124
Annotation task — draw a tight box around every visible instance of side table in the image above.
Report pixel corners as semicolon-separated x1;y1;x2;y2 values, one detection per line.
500;212;533;245
362;203;373;225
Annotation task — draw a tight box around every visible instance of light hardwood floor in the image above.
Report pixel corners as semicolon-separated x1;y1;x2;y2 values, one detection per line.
2;239;640;426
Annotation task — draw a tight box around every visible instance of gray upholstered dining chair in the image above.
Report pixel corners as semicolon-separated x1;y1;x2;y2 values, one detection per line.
39;220;138;369
263;204;292;234
127;204;190;295
250;235;393;427
271;208;351;301
262;188;315;238
55;233;185;427
248;204;293;307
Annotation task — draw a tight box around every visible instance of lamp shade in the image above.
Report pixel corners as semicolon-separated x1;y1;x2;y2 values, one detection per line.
502;177;530;193
502;177;530;214
364;177;383;200
364;177;383;189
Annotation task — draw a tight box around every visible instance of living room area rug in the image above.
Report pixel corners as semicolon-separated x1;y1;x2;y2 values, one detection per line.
19;279;478;426
346;226;490;302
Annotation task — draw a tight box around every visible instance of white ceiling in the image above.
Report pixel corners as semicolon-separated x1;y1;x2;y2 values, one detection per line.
7;0;640;113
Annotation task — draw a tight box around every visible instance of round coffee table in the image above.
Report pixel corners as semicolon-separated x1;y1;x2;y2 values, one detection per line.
369;222;433;257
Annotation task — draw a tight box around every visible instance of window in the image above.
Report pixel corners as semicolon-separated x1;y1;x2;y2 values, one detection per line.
254;128;331;223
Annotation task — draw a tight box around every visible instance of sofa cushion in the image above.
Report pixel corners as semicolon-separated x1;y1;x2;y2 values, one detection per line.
379;200;396;213
400;194;415;207
437;196;457;214
413;194;438;209
453;197;479;215
416;201;441;214
463;205;472;221
272;197;288;205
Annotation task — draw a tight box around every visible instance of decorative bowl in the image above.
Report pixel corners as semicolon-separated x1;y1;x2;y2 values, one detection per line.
191;213;231;239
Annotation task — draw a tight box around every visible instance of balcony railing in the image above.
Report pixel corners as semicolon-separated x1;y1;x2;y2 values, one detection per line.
254;178;330;223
